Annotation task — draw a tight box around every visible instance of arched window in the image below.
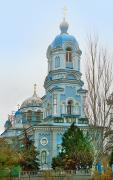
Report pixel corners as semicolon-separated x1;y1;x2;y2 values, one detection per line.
47;103;51;116
41;150;47;164
55;56;60;68
27;110;32;121
22;112;27;121
67;100;73;114
75;102;80;115
66;48;72;62
35;110;43;122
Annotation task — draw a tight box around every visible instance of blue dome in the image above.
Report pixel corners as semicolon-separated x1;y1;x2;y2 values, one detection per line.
51;18;79;49
51;33;78;49
15;110;21;116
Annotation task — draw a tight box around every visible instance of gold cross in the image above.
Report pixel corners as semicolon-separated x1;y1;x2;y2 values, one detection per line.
34;83;37;94
63;6;68;19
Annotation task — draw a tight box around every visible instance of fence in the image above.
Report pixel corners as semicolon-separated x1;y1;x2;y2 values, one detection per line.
0;169;92;180
19;170;92;180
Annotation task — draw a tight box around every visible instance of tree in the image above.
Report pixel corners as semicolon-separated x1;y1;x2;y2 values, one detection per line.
105;93;113;153
19;129;40;171
85;35;113;160
109;150;113;166
0;138;20;177
52;123;93;170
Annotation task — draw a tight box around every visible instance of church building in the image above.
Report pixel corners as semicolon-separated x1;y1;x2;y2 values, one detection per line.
1;18;88;169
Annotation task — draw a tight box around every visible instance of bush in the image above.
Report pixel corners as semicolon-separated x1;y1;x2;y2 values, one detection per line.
92;167;112;180
0;168;10;177
11;165;21;177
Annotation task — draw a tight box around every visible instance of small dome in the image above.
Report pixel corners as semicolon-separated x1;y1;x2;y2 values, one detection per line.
15;110;21;116
20;84;42;109
60;18;69;34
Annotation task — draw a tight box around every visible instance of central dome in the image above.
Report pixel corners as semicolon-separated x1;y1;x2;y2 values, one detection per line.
51;18;78;49
20;95;42;109
20;84;42;109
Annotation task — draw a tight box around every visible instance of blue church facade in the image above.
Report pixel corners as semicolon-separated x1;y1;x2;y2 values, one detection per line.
1;18;89;169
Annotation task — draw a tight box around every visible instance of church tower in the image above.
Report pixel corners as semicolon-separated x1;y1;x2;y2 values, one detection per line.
43;18;87;124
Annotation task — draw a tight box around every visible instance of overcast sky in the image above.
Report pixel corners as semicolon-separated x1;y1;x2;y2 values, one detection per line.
0;0;113;134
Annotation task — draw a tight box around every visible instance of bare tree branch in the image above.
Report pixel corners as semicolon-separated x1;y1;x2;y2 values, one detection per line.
85;35;113;160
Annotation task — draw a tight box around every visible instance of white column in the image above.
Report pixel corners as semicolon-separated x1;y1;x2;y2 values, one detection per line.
62;103;65;114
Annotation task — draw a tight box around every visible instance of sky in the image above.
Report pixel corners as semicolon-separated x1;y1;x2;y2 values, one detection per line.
0;0;113;134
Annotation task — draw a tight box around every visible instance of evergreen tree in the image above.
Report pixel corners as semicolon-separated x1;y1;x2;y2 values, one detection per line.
52;123;93;170
19;129;40;171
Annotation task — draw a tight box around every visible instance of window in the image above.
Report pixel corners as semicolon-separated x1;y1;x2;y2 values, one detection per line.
47;103;51;116
75;102;80;115
53;94;57;115
40;137;48;146
22;112;27;120
27;110;32;121
78;59;80;71
66;48;72;62
41;151;47;164
55;56;60;68
35;110;43;122
67;100;73;114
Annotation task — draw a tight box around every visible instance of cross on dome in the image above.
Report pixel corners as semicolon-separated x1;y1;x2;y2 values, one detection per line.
20;84;42;109
17;104;20;110
63;6;68;19
33;83;37;96
60;6;69;34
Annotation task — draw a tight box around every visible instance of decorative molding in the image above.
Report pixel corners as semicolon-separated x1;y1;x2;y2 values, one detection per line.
44;79;84;89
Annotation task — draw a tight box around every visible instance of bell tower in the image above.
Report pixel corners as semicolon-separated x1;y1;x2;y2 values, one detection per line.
43;19;87;123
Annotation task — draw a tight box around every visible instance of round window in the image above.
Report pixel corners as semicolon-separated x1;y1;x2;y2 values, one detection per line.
40;137;48;146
